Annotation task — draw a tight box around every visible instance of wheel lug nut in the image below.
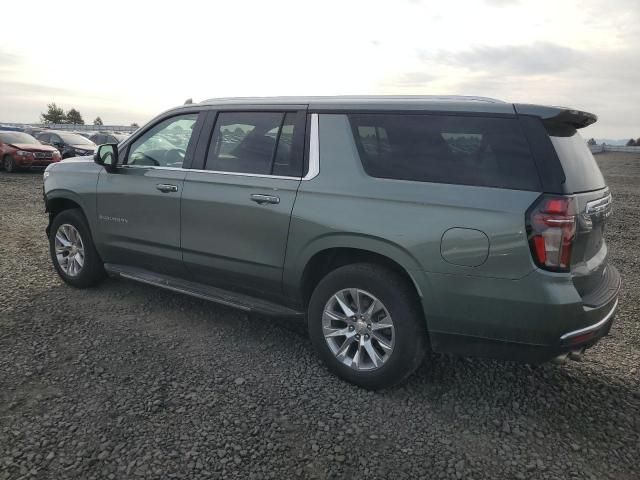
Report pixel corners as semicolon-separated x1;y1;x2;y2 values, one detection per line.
365;334;369;340
349;325;354;331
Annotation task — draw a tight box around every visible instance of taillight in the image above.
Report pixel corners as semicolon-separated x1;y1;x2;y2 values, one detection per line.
527;195;577;272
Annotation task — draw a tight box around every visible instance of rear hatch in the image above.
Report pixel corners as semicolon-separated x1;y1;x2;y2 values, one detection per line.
545;122;615;303
517;104;618;306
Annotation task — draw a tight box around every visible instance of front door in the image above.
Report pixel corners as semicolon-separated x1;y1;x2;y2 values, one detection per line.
181;109;306;297
95;112;201;276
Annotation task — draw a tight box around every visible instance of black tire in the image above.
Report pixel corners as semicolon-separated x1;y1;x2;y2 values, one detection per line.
3;155;18;173
49;209;106;288
308;263;427;389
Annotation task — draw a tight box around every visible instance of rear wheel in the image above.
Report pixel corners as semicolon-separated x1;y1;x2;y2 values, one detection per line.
49;209;105;288
308;263;427;389
3;155;17;173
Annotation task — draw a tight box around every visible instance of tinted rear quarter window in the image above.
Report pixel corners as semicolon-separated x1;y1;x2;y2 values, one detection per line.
348;114;541;191
545;123;605;193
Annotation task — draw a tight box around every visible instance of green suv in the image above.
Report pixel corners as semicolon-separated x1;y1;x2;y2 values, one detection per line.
43;96;620;389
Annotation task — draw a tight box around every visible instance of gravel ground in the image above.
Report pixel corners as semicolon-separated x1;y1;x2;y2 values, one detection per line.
1;152;638;480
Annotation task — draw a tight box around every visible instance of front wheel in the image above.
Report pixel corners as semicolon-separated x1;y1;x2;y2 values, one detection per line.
49;209;105;288
308;263;427;389
3;155;18;173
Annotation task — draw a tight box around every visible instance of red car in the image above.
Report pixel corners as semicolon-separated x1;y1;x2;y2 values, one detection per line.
0;131;61;172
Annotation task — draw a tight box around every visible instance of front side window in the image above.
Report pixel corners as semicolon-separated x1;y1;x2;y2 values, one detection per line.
127;114;198;167
205;112;297;176
349;114;540;191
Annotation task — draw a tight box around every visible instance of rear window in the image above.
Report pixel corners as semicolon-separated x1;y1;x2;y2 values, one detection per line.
348;114;540;191
546;123;605;193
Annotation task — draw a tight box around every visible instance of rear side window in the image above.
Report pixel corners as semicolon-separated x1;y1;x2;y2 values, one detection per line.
348;114;541;191
546;123;605;193
205;112;298;176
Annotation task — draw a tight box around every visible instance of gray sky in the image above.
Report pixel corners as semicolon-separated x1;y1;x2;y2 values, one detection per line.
1;0;638;138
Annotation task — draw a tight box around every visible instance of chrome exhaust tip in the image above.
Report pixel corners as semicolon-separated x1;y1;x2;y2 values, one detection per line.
568;347;586;362
552;353;569;364
553;348;586;364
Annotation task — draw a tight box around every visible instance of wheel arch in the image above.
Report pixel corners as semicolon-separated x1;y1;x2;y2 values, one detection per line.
289;234;431;314
45;190;87;237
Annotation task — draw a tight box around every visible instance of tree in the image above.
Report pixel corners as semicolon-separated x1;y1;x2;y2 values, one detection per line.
626;138;636;147
636;138;640;146
130;122;140;128
93;116;103;126
66;108;84;125
587;138;596;146
40;103;66;124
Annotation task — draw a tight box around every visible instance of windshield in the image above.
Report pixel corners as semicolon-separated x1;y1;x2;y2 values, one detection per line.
547;124;605;193
0;132;41;145
58;133;95;145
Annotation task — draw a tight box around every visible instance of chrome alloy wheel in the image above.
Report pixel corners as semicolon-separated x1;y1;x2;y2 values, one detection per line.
55;224;85;277
322;288;395;371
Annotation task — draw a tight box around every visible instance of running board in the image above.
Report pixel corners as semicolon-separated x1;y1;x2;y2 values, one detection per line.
104;264;304;318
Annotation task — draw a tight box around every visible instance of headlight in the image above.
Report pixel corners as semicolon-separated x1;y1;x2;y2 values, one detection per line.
43;170;50;180
16;150;32;156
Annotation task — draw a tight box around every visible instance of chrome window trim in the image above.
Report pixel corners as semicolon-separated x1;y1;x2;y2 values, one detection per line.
117;113;320;181
303;113;320;181
559;298;618;341
118;164;300;180
189;169;300;180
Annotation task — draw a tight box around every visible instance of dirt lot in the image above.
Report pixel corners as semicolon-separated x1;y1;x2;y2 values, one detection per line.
0;152;638;480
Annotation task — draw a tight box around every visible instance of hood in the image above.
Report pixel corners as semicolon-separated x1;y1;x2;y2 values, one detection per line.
61;156;95;162
9;143;58;152
70;144;96;151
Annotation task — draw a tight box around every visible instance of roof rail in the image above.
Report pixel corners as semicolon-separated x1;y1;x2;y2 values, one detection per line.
200;95;506;104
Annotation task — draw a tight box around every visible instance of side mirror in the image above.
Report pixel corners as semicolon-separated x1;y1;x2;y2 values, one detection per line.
94;144;119;172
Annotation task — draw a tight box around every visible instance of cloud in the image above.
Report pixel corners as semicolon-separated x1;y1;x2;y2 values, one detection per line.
0;49;21;72
0;79;148;125
434;42;583;75
386;71;436;87
483;0;519;6
0;80;73;97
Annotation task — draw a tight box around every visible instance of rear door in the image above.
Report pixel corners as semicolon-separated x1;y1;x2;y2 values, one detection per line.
95;112;203;276
181;108;307;297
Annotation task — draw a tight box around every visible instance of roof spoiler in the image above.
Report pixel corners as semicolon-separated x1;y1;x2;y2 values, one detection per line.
514;104;597;129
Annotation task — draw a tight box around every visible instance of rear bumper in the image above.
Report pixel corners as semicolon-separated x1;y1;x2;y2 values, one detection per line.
421;265;621;363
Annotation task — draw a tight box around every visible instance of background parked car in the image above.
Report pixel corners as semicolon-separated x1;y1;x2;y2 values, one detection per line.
89;132;130;145
35;131;96;159
22;126;46;137
0;130;61;172
0;125;23;132
74;131;97;139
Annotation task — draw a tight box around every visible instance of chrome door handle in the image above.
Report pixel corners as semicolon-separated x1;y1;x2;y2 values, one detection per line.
156;183;178;193
250;194;280;205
